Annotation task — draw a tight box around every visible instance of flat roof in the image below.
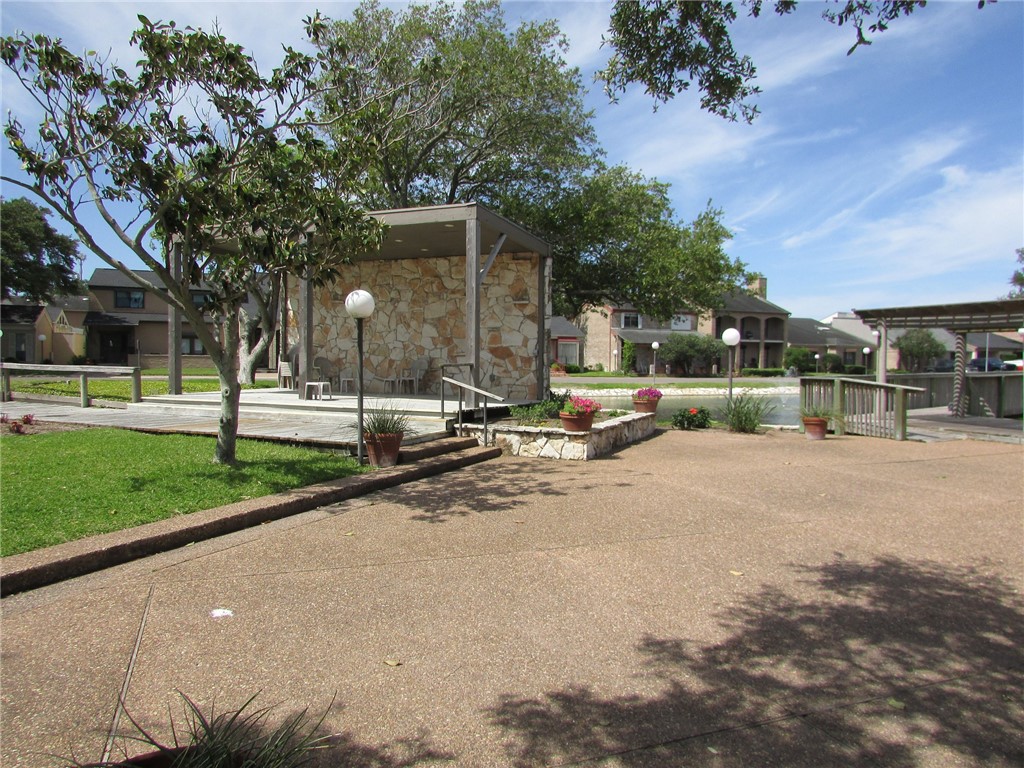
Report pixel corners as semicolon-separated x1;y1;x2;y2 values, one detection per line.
362;202;550;260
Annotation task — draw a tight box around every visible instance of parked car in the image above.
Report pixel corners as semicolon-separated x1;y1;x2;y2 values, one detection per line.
967;357;1013;372
925;359;955;372
1002;359;1024;371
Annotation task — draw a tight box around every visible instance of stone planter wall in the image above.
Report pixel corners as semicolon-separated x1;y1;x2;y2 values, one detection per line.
457;412;656;461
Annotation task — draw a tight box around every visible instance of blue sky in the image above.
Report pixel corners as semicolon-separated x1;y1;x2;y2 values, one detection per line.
2;1;1022;321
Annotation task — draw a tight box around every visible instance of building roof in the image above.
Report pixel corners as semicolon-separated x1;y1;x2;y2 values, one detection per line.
88;268;165;289
549;316;583;339
788;317;873;348
613;328;685;345
0;302;44;325
719;290;790;316
83;311;169;327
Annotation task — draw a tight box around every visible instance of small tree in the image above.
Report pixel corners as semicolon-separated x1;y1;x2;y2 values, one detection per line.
1;197;82;302
3;16;389;463
783;346;814;373
1008;247;1024;299
661;333;725;376
893;329;946;372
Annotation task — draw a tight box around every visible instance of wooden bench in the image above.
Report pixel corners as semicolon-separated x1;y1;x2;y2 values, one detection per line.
0;363;142;407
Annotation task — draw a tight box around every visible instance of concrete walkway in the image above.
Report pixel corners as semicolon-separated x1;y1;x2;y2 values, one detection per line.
2;427;1021;766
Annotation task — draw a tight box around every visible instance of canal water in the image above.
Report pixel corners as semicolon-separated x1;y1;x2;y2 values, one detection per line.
598;391;802;426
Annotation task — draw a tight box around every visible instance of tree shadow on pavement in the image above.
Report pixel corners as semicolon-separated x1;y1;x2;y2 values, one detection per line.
388;460;570;524
487;555;1024;767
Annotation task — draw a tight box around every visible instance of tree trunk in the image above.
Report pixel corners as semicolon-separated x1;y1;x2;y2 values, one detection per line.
215;312;243;465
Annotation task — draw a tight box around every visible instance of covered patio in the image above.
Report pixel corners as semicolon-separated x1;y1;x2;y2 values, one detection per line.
855;298;1024;417
286;202;552;407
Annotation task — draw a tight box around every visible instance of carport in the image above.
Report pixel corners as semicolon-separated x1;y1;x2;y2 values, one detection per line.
855;299;1024;417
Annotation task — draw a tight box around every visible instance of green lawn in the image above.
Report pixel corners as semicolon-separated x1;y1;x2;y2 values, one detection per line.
0;429;364;556
9;378;275;402
560;380;785;390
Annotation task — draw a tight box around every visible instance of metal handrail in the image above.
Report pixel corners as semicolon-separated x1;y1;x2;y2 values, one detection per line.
440;363;473;416
441;375;504;445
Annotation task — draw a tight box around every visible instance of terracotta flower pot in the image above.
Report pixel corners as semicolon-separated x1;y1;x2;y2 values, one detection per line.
802;416;828;440
364;431;404;467
632;398;660;414
559;412;595;432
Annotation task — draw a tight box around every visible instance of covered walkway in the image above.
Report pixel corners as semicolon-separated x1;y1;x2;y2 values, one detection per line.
855;298;1024;417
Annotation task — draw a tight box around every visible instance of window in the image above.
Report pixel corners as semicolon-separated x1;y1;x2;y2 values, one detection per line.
556;341;580;367
181;337;205;355
114;289;145;309
620;313;641;329
191;291;212;310
671;314;693;331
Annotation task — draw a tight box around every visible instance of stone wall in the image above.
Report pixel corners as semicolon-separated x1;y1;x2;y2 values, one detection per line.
289;253;543;401
458;412;656;460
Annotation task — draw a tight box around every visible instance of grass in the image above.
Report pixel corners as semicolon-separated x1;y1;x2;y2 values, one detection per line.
0;428;365;556
564;380;786;390
8;377;276;402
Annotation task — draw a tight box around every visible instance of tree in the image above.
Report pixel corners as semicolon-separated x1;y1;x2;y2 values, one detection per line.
893;329;945;372
316;0;597;210
3;16;387;463
601;0;993;122
502;166;748;319
1;197;82;302
1007;247;1024;299
783;346;814;373
660;332;726;376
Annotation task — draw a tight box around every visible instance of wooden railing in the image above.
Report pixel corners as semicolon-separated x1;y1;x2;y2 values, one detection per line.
0;363;142;407
800;377;925;441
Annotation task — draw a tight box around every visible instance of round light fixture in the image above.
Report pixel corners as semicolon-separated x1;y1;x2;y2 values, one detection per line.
722;328;740;347
345;289;376;319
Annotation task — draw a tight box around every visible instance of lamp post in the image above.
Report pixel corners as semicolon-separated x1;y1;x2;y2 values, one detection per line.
1018;327;1024;435
37;334;46;363
612;347;618;374
345;289;376;464
862;346;871;373
814;353;821;373
872;330;880;379
722;328;740;401
651;341;660;386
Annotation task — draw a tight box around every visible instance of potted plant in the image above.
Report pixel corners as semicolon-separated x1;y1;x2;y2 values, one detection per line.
559;395;602;432
632;387;663;413
362;403;411;467
800;403;841;440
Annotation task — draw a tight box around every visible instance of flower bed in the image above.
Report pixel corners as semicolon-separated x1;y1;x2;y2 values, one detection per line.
456;411;656;461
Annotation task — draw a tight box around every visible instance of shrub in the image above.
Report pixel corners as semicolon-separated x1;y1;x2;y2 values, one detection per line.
622;340;637;373
70;354;88;365
593;363;604;372
21;414;35;425
717;395;776;433
740;368;785;377
510;390;570;425
824;353;844;373
844;364;867;375
672;406;711;430
564;364;582;374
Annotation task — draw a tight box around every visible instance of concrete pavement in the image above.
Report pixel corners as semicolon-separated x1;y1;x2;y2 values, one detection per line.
2;428;1021;766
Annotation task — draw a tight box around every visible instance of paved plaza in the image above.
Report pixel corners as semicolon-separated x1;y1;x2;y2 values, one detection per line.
1;427;1022;766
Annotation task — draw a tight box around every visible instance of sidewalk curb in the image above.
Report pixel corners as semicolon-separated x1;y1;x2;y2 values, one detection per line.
0;444;500;597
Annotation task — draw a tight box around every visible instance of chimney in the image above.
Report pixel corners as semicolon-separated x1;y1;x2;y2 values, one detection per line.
748;276;767;298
